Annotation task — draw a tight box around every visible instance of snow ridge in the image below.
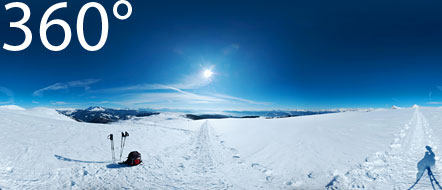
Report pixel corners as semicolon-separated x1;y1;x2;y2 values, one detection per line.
0;105;25;111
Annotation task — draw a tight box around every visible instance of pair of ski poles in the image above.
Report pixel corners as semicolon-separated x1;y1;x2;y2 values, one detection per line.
428;168;442;190
107;131;129;163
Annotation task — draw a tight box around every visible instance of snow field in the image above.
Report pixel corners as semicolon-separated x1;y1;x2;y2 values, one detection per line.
1;106;441;189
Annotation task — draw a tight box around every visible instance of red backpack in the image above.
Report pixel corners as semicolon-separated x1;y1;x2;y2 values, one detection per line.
123;151;142;166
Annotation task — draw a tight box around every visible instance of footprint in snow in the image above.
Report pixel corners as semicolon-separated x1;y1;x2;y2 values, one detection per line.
182;155;191;160
178;163;185;169
251;163;273;181
219;142;244;164
285;179;304;187
349;182;365;189
230;148;241;159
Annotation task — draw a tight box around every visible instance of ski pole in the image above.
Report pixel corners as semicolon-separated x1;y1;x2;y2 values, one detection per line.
108;134;115;163
119;131;129;161
120;132;124;161
429;168;442;190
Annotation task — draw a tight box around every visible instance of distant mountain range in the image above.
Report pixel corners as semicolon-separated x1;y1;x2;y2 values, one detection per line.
223;110;337;118
57;107;159;124
184;110;339;120
57;106;345;124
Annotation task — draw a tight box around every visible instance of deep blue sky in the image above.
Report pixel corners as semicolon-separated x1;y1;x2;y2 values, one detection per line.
1;0;442;110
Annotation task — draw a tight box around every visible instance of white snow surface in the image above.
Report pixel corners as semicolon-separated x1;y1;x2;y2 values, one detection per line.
0;105;25;111
0;107;441;189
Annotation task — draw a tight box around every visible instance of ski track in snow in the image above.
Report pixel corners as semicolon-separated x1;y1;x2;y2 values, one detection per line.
0;115;277;190
327;107;441;190
173;120;231;189
161;121;276;190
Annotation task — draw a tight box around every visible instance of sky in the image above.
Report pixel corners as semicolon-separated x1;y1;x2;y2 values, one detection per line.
1;0;442;110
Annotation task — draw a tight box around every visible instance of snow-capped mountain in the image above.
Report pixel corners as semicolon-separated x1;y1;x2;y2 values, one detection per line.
58;106;159;124
392;105;402;109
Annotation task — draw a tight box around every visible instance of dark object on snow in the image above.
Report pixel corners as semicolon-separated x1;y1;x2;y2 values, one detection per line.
408;146;442;190
121;151;142;166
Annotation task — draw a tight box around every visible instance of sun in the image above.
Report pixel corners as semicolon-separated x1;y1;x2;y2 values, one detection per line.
203;69;213;79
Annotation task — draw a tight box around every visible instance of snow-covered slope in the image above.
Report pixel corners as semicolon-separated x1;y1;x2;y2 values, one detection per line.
325;107;442;189
0;105;26;111
0;107;441;189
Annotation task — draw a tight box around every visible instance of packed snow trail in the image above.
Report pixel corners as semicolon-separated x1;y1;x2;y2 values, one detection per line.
327;107;441;189
166;121;231;189
161;121;276;189
0;110;273;189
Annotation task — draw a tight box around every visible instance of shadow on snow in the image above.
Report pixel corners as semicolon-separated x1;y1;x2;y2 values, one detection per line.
106;163;132;169
55;155;134;169
54;155;109;164
409;146;442;190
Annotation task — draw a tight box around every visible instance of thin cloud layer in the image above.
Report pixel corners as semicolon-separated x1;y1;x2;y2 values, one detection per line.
212;94;269;105
99;84;268;108
33;79;100;97
428;102;442;105
30;75;269;110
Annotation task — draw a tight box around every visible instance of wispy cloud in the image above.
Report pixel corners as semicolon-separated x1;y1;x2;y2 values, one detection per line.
0;87;14;104
29;73;268;110
33;79;100;97
90;84;160;93
170;73;212;89
211;93;269;105
50;101;68;105
114;84;226;105
118;92;226;106
91;72;211;94
223;43;240;55
428;102;442;105
91;83;267;109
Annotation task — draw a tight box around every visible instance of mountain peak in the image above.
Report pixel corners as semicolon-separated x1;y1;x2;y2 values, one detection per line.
86;106;106;112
